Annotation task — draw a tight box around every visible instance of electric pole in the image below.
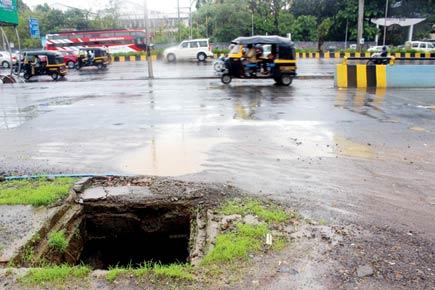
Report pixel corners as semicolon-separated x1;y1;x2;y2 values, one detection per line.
144;0;154;78
177;0;181;42
357;0;364;51
383;0;389;45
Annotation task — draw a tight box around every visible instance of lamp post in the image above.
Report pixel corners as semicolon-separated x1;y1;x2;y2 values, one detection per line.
144;0;153;78
383;0;389;45
357;0;364;51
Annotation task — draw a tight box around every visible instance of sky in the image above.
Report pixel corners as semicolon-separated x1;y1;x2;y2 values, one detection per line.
23;0;193;15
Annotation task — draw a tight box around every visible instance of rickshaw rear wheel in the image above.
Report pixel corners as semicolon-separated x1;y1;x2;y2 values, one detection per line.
221;73;232;84
97;63;103;70
23;72;31;80
51;72;59;81
280;74;293;86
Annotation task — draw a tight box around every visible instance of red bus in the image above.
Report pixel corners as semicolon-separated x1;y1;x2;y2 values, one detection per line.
45;29;146;53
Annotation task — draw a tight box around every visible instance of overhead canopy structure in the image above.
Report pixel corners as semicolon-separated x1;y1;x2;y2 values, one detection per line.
232;35;294;47
371;18;426;42
371;18;425;27
0;0;18;26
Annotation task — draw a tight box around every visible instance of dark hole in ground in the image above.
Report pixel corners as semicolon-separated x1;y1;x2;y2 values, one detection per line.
78;205;192;269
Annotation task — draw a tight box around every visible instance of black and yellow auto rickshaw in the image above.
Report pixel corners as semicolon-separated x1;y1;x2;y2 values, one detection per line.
220;36;297;86
76;48;111;70
22;51;67;81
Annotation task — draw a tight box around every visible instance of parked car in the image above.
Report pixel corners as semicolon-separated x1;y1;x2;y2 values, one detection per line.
0;51;17;69
408;41;434;52
368;45;390;52
163;39;214;62
58;51;78;69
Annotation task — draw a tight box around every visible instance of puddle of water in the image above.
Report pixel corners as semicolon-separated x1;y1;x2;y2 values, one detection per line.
116;135;228;176
334;135;374;159
409;126;427;132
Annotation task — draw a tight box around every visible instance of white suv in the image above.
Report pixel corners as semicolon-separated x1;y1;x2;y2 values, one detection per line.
0;51;15;69
408;41;434;52
163;39;213;62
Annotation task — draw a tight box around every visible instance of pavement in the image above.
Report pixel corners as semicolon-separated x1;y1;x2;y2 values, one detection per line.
0;60;434;288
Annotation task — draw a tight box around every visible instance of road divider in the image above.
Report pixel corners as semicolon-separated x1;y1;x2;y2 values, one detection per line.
111;55;158;62
335;63;435;88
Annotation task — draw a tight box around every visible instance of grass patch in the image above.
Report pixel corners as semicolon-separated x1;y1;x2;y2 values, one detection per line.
48;230;68;253
105;263;193;283
218;199;289;223
0;177;76;206
202;223;268;264
106;265;132;282
152;264;194;281
20;265;91;285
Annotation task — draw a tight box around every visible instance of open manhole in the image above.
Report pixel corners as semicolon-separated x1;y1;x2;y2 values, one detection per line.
78;204;192;269
15;200;202;270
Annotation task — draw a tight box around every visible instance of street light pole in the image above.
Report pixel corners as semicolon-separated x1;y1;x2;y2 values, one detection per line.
177;0;181;42
356;0;364;51
383;0;389;46
144;0;153;79
251;13;254;36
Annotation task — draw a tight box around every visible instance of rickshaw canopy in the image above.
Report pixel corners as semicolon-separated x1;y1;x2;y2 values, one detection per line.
231;35;294;47
24;51;64;64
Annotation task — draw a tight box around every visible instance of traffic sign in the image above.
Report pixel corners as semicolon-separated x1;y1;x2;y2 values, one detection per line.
0;0;18;25
29;18;40;38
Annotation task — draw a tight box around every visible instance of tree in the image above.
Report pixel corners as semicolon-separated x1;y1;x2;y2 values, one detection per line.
317;17;332;51
292;15;317;41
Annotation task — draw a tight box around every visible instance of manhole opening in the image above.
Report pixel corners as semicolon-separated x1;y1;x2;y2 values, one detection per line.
77;204;192;269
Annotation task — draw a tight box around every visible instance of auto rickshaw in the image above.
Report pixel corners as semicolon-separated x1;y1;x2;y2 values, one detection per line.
76;48;111;70
220;36;297;86
22;51;67;81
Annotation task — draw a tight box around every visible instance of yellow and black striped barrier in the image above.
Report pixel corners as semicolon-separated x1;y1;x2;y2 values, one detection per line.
296;52;435;59
336;63;387;88
336;56;435;88
112;55;158;62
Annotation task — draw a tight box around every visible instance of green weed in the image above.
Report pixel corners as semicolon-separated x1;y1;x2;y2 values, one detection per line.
0;177;76;206
106;265;132;282
202;223;268;264
20;265;91;285
152;263;194;281
48;230;68;253
218;199;289;223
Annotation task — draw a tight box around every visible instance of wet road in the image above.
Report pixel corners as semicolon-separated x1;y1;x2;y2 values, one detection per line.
0;62;434;240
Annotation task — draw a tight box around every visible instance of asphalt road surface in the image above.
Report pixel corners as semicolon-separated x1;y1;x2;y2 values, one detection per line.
1;62;434;242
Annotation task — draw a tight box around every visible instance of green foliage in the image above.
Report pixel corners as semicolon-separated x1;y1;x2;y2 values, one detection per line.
202;223;267;264
218;199;289;223
48;231;68;253
106;266;132;282
106;263;193;282
19;265;91;285
317;17;333;51
292;15;318;41
153;264;194;281
0;177;76;206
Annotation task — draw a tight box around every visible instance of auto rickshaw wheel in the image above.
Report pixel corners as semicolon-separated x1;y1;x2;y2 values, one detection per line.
280;74;293;86
23;72;31;80
221;73;232;84
97;63;103;70
51;72;59;81
197;52;207;62
167;53;176;63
